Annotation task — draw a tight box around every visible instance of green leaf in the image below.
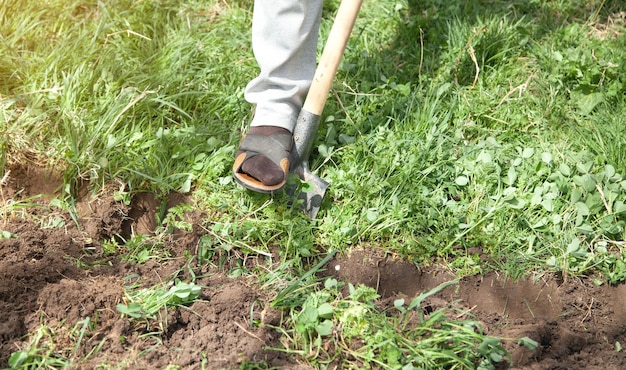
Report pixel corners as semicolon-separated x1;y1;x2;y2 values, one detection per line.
338;133;355;144
0;230;17;239
366;208;379;222
318;144;333;158
559;163;571;177
455;176;469;186
317;303;334;319
605;164;616;179
479;336;502;350
206;137;222;151
531;217;548;230
324;278;338;290
585;193;604;213
575;90;604;115
349;285;379;302
546;256;557;267
504;196;526;209
173;290;190;300
295;322;309;334
531;188;542;206
541;198;554;212
503;167;517;185
315;319;333;336
477;151;493;163
490;352;504;362
518;337;539;350
566;238;580;254
573;174;596;192
301;305;318;323
116;303;145;318
8;351;29;367
180;176;192;193
394;298;406;313
521;147;534;158
576;161;593;174
171;282;202;303
614;201;626;214
571;188;582;203
576;224;594;234
478;336;505;365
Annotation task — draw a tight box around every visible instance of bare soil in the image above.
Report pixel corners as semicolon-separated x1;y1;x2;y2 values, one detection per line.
1;164;626;369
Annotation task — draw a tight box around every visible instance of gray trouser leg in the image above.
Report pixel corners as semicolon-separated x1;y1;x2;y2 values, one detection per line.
245;0;323;132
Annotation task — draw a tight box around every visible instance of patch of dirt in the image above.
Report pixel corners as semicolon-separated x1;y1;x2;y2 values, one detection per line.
2;163;626;369
326;249;626;369
0;164;294;368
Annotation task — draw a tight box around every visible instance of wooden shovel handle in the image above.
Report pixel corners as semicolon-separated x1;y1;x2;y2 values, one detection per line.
302;0;363;115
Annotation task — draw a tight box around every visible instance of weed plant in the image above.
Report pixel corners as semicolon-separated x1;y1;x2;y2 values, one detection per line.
271;278;537;369
2;0;626;367
116;276;203;322
8;324;70;369
7;317;105;370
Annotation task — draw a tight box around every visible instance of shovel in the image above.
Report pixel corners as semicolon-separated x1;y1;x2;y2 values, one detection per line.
289;0;363;218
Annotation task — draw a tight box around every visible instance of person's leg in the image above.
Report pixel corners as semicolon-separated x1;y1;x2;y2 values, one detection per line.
233;0;323;192
246;0;323;131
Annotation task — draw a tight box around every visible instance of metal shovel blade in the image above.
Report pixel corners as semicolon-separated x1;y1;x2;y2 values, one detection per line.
289;161;329;219
288;109;329;218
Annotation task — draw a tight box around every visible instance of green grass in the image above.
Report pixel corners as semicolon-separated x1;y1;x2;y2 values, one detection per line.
2;0;626;367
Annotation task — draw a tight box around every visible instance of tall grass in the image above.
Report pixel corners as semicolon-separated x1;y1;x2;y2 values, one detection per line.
1;0;252;193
